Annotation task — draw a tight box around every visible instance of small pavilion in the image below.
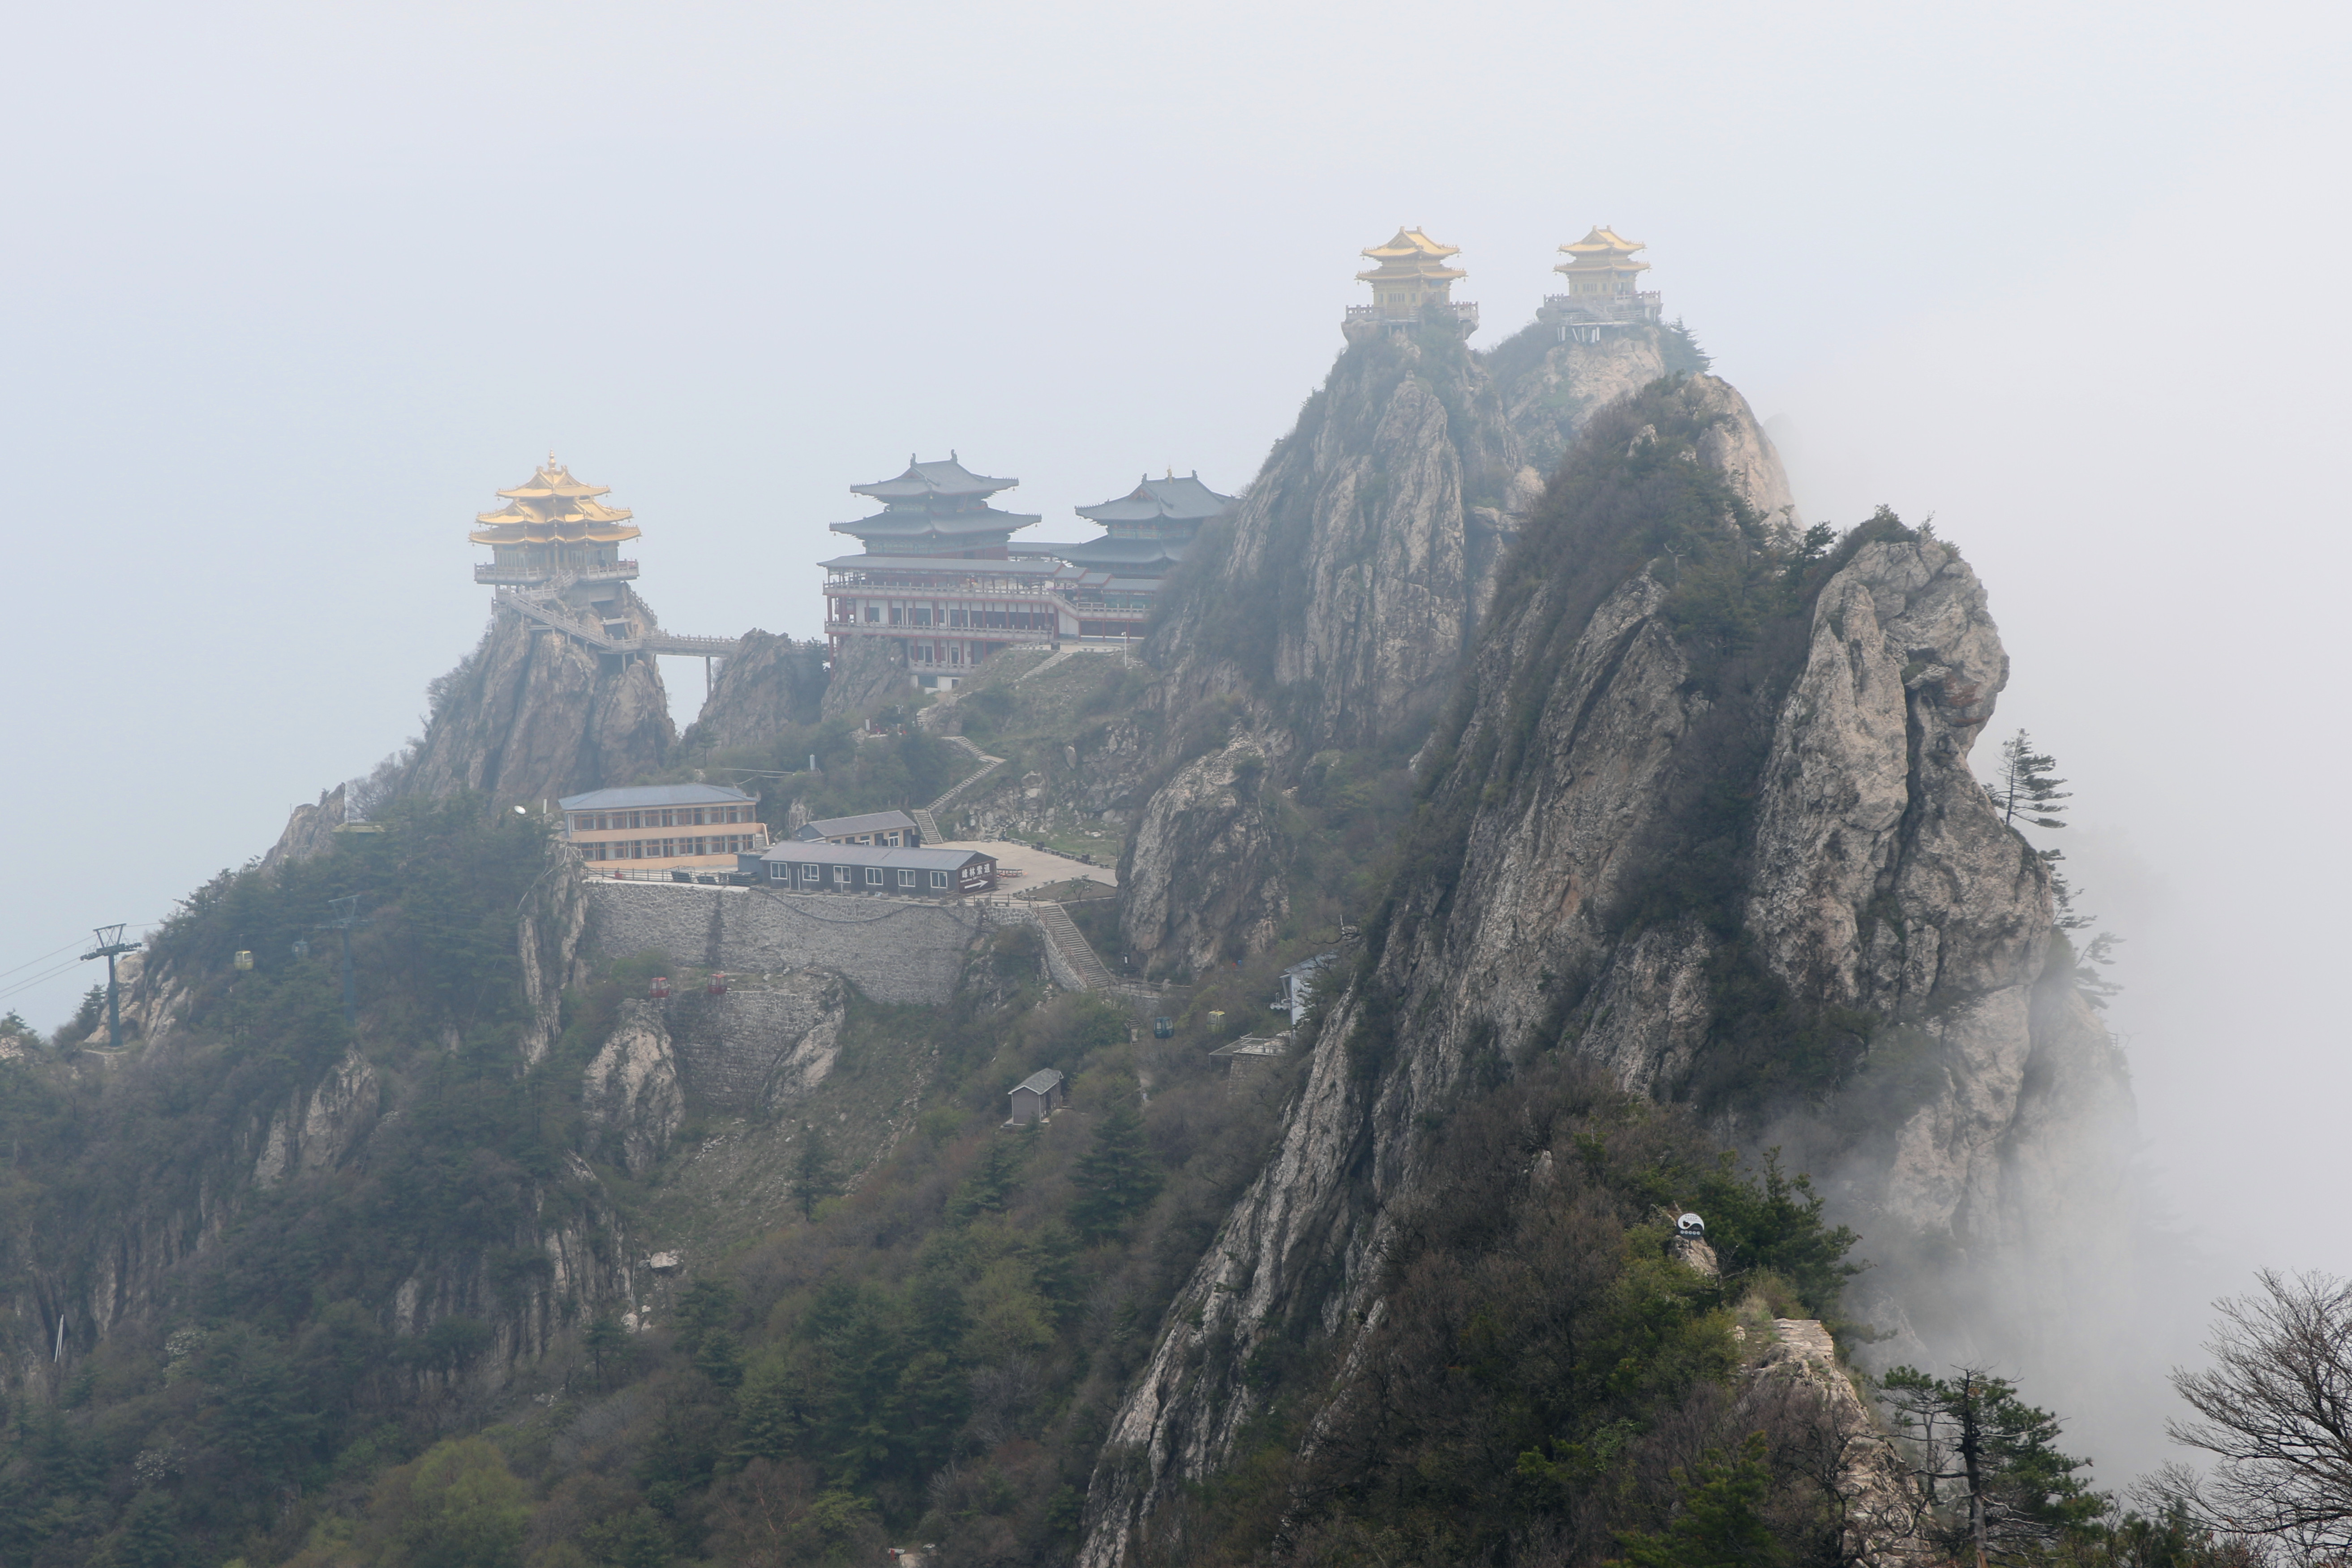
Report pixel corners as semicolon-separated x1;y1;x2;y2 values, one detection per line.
470;458;642;606
1343;227;1478;341
1538;227;1664;341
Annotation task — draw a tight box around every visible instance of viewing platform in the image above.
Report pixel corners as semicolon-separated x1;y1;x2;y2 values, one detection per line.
1536;290;1662;342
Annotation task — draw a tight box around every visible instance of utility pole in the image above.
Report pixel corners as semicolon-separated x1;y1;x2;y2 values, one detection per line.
80;924;141;1047
319;895;361;1029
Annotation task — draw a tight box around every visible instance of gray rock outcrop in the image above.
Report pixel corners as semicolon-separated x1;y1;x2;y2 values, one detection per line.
1120;326;1771;976
250;1047;380;1186
392;589;674;808
821;635;915;719
582;1001;686;1174
684;629;828;749
262;784;346;870
1077;378;2133;1566
1118;732;1293;975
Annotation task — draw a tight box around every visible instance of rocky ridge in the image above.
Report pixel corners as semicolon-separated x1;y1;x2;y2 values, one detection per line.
1078;377;2133;1564
680;628;827;748
1118;323;1731;977
394;589;675;808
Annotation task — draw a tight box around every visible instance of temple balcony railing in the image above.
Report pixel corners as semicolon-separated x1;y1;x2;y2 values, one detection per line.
1537;292;1663;323
1343;299;1479;339
824;576;1070;598
829;619;1060;640
476;559;638;585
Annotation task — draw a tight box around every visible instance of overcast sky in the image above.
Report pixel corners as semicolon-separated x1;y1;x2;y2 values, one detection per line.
6;0;2346;1466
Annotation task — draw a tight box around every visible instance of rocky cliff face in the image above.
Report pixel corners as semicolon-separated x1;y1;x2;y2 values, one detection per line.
263;783;347;870
2;841;644;1407
1079;378;2133;1564
1120;327;1786;978
392;588;674;808
822;634;915;719
1144;331;1516;756
682;628;828;749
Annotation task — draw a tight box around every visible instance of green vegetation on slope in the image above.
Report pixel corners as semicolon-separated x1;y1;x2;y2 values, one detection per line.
0;797;609;1567
1129;1056;1866;1568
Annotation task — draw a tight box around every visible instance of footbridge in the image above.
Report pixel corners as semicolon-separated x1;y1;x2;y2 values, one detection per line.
494;584;740;690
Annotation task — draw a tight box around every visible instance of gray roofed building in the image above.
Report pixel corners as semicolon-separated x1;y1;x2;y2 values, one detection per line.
559;782;759;810
751;840;999;897
1008;1068;1065;1125
1072;472;1234;527
831;453;1042;560
1032;471;1233;588
794;809;921;846
850;455;1021;503
828;506;1043;546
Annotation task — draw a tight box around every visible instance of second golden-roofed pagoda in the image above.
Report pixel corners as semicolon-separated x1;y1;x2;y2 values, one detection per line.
1538;226;1664;342
469;456;642;605
1343;226;1479;342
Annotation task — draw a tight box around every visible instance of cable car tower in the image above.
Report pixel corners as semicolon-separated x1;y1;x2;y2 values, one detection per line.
80;924;141;1048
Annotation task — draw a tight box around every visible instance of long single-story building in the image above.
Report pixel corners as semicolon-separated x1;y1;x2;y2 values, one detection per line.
747;841;998;898
562;783;768;873
794;810;921;847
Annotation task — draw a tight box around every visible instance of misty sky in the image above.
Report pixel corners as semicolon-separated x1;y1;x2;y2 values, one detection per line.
6;0;2346;1469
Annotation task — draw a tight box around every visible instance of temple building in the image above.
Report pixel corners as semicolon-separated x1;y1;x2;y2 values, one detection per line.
820;458;1236;682
1030;471;1235;636
1343;227;1478;342
469;457;642;610
821;454;1076;687
1536;226;1664;342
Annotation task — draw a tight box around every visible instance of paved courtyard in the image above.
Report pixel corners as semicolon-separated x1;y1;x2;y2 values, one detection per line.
938;838;1117;889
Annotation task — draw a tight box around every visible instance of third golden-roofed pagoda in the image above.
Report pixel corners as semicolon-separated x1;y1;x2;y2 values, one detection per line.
469;455;642;603
1343;225;1478;342
1538;225;1664;342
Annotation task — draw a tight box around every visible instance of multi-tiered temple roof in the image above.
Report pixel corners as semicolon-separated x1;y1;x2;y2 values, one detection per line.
1345;227;1477;341
469;458;643;595
828;454;1042;559
1356;227;1468;292
1043;472;1234;574
471;460;641;548
1554;226;1651;295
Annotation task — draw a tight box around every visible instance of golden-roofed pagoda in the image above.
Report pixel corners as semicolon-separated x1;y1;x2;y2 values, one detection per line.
1344;226;1478;343
469;456;643;604
1538;226;1664;343
1554;226;1650;296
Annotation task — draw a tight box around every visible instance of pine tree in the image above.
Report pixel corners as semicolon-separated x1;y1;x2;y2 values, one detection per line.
791;1124;843;1220
1609;1433;1785;1568
584;1314;627;1388
952;1126;1033;1220
1988;730;2071;829
1882;1366;2100;1564
1069;1093;1161;1243
1989;732;2127;1010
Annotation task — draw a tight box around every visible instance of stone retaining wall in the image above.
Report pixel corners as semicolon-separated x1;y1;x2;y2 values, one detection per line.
660;978;846;1114
584;880;990;1004
582;879;1121;1005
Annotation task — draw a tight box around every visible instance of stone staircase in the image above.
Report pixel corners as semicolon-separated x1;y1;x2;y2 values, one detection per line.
910;808;943;843
1031;902;1117;991
926;735;1006;819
